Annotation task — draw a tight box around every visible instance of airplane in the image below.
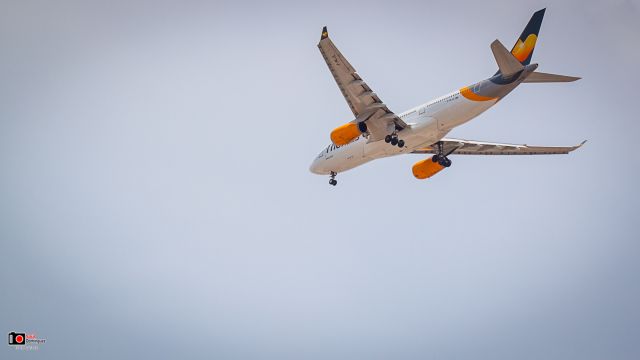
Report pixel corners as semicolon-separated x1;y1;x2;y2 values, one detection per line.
309;8;585;186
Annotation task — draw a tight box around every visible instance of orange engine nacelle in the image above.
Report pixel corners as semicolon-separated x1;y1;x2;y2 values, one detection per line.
412;157;445;179
330;122;364;146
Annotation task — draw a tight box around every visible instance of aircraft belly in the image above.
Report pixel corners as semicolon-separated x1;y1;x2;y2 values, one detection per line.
403;117;441;148
436;97;496;131
325;138;368;173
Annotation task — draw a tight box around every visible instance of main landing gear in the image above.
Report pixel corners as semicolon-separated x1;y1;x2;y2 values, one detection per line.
432;141;452;167
384;133;405;148
329;171;337;186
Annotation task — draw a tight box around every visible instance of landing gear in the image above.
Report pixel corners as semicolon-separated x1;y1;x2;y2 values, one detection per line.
432;142;452;167
329;171;337;186
431;154;451;167
385;133;404;148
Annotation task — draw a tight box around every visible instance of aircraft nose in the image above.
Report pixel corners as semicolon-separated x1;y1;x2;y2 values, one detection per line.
309;158;323;174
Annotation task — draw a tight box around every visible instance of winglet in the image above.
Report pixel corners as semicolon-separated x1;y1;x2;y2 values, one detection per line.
571;140;587;152
321;26;329;40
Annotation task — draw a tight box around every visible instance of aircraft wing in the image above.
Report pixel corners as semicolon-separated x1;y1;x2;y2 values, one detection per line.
318;27;407;142
412;138;586;155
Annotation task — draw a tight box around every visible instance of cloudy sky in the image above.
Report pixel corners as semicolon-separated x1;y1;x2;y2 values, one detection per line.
1;0;639;359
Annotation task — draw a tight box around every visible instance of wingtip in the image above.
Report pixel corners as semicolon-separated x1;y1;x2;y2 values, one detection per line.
564;140;587;153
321;26;328;40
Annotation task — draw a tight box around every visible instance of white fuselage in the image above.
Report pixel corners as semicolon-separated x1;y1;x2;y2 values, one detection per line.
309;90;497;174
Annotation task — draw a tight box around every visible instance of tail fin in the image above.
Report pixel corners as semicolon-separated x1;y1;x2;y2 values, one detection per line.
511;8;545;65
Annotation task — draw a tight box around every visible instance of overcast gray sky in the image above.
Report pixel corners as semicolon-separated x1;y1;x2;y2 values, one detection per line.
1;0;639;359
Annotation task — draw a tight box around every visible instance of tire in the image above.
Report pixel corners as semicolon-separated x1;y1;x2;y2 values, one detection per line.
432;155;439;162
385;135;392;143
397;140;405;148
391;138;398;146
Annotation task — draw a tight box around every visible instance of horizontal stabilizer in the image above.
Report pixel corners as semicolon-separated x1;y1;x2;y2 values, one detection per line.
524;71;581;83
491;39;524;77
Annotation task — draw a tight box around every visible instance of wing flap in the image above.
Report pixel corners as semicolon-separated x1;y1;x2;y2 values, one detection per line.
412;138;586;155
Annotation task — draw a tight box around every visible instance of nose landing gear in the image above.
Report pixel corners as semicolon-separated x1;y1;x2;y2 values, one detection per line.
384;134;405;148
329;171;338;186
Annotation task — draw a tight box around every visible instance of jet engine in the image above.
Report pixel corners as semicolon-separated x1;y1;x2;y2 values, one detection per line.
330;121;367;146
412;157;445;179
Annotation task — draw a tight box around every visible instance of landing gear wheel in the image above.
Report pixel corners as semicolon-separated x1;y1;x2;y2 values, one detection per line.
433;142;451;167
385;135;392;143
391;138;398;146
397;139;405;148
329;172;338;186
438;157;452;167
